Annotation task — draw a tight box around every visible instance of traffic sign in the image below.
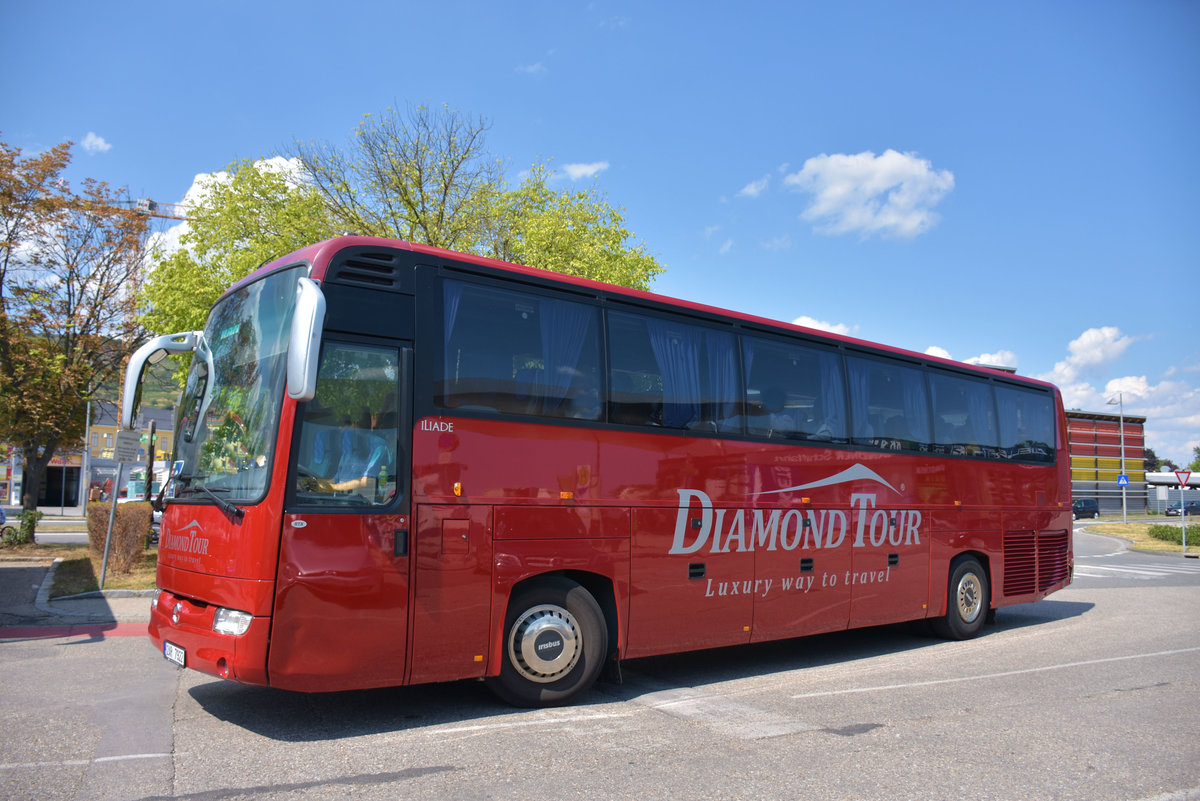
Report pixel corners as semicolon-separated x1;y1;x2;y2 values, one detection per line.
113;430;140;463
1116;474;1129;487
1178;470;1193;488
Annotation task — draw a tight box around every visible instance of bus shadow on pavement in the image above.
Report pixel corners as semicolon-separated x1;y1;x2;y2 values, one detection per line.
607;598;1095;702
989;598;1094;631
187;676;512;741
187;598;1094;740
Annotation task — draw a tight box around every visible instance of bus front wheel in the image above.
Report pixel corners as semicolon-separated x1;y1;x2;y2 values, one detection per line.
932;556;989;640
487;577;608;707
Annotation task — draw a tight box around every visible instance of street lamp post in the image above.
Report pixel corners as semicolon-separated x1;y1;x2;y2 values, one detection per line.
1107;392;1127;524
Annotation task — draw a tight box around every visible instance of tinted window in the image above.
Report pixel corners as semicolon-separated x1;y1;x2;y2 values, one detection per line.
608;311;740;432
744;336;847;442
295;342;401;507
996;384;1056;462
846;355;931;451
439;280;602;421
929;372;999;457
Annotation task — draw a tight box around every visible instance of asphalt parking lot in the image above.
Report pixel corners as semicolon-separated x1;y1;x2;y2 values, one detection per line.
2;530;1199;801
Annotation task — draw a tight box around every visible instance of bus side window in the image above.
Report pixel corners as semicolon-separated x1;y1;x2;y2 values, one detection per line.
996;385;1055;462
847;355;930;451
929;371;999;457
607;310;740;433
440;280;602;421
744;336;847;442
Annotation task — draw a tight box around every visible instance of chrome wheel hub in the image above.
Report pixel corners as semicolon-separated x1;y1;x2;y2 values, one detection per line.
956;573;983;623
508;603;581;683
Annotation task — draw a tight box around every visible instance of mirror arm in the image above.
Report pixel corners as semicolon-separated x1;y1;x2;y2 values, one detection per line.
122;332;200;430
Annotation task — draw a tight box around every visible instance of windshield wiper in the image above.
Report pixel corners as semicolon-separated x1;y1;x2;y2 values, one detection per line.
174;474;244;521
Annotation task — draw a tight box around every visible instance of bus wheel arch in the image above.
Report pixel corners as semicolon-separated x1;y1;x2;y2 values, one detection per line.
486;574;609;707
932;553;990;641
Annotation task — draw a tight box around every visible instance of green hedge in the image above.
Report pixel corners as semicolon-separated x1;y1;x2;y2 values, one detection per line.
1147;524;1189;545
86;502;153;575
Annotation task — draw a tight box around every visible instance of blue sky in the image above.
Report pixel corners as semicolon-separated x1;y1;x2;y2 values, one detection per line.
4;1;1198;465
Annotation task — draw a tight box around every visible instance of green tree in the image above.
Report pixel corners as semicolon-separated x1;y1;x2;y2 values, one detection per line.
486;163;663;291
296;104;500;251
0;137;150;528
142;158;338;340
145;106;664;340
295;105;663;286
1189;445;1200;473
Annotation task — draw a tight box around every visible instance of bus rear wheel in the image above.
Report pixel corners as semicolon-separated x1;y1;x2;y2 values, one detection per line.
932;556;989;640
487;577;607;707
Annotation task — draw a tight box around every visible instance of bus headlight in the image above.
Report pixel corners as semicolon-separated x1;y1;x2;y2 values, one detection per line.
213;608;253;636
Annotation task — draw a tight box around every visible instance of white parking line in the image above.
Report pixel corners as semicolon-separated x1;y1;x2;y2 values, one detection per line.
789;647;1200;699
633;685;820;739
1081;564;1182;576
0;752;171;772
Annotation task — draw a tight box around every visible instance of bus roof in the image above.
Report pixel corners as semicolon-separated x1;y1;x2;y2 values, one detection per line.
232;235;1060;394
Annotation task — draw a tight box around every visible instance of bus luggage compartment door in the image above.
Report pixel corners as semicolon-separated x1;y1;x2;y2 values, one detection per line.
408;504;493;684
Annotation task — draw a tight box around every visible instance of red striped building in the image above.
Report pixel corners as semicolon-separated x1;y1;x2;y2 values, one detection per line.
1067;410;1147;514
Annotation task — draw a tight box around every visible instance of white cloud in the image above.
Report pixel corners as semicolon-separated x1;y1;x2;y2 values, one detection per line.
81;132;111;155
965;349;1018;369
924;346;1017;369
718;238;733;255
516;62;546;75
1038;326;1135;387
794;315;857;336
1036;328;1198;467
784;149;954;238
762;234;791;252
1098;376;1199;468
562;161;609;180
737;174;770;198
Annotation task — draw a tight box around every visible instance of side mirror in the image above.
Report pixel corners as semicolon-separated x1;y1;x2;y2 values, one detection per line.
287;277;326;401
122;332;200;430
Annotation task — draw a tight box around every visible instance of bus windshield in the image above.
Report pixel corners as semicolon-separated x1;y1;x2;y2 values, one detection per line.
173;265;306;503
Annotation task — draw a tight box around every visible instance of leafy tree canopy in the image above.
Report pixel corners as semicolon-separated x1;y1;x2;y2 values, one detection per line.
142;158;338;338
0;135;149;520
488;162;663;291
144;105;664;338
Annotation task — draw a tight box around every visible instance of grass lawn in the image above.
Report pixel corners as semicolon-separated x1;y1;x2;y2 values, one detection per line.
1082;520;1198;555
0;541;157;597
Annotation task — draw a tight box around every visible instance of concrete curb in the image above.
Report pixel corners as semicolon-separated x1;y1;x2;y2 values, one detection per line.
56;588;157;599
33;557;63;614
33;558;153;621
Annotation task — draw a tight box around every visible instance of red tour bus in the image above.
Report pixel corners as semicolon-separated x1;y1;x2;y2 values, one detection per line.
124;236;1072;706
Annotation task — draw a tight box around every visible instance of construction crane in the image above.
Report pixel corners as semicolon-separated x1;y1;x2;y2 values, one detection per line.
133;198;193;221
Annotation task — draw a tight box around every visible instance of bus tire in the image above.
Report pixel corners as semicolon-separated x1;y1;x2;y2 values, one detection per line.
487;577;608;708
932;556;989;640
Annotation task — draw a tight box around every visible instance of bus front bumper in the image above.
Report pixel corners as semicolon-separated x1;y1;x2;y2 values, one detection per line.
149;588;271;686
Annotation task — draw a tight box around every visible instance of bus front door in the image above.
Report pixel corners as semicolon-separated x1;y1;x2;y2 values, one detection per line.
270;340;413;692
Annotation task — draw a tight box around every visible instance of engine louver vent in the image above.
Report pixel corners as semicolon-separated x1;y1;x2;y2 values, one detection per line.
1004;529;1070;597
328;251;407;292
1038;530;1070;591
1003;531;1037;595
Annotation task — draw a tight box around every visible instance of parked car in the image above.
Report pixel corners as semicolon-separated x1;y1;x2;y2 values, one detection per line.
1165;501;1200;517
1072;498;1100;520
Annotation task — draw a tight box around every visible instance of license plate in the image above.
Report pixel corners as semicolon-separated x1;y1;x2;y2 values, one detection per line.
164;641;186;667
